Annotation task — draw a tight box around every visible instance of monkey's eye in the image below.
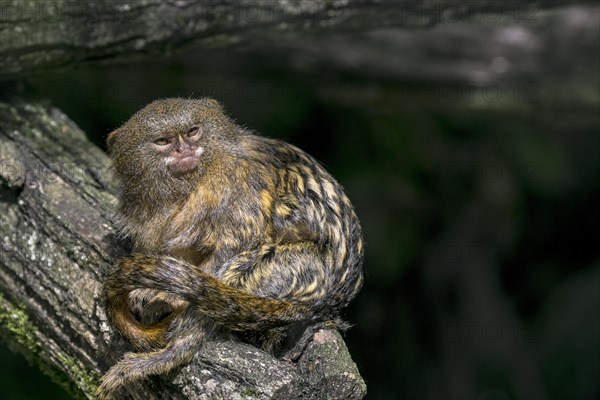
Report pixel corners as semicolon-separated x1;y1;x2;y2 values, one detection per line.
154;138;171;146
187;126;201;138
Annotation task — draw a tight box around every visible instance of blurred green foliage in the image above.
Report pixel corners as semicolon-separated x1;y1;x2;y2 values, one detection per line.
1;49;598;400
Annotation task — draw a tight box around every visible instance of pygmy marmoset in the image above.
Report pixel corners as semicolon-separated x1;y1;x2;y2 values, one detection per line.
97;98;364;398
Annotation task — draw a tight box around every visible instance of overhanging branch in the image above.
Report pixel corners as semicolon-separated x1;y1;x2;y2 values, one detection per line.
1;1;597;86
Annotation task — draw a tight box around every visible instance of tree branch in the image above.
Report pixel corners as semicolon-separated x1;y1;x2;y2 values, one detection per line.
0;99;366;399
1;1;597;86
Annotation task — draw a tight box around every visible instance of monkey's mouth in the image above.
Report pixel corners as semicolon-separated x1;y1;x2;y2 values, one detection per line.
169;156;198;174
166;152;201;175
166;147;204;175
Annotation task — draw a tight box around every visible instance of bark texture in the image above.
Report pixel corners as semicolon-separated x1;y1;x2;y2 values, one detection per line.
0;99;366;399
1;0;597;86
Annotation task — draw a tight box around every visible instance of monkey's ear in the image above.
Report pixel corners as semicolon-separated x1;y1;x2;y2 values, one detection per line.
106;129;120;152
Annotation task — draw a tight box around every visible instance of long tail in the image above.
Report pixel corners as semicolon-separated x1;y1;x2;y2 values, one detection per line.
104;290;175;350
105;254;312;333
97;307;213;400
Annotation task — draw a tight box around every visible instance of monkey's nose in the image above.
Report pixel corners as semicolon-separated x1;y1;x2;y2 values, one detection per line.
175;139;192;152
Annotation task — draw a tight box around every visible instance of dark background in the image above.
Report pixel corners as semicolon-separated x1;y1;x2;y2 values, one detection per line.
1;13;599;400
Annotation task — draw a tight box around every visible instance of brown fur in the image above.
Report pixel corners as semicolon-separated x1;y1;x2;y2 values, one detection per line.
97;98;364;399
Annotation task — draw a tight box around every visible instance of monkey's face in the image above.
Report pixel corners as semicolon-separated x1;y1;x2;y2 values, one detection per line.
151;126;204;176
108;98;239;186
